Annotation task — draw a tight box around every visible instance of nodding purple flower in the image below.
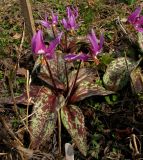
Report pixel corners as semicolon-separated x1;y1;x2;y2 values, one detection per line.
39;12;58;28
39;15;50;28
62;6;79;31
51;11;58;26
67;6;78;19
64;29;104;63
128;6;143;32
32;30;62;58
31;30;47;54
88;29;104;57
62;15;78;31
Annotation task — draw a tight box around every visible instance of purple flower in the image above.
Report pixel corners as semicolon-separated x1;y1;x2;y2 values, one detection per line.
62;6;78;31
46;32;63;59
39;12;58;28
67;6;78;19
62;16;78;31
32;30;62;58
64;52;89;61
51;11;58;26
128;6;143;32
39;15;50;28
87;29;104;65
31;30;47;54
88;29;104;57
64;29;104;64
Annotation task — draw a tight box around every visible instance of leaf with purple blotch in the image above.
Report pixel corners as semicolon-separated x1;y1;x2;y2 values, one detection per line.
68;67;99;88
70;81;114;103
61;105;87;156
30;87;58;149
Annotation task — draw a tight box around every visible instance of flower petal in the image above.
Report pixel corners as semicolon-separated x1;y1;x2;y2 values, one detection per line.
51;11;58;25
62;18;68;29
31;30;47;54
46;32;63;58
64;53;89;61
88;29;98;53
128;6;141;24
135;25;143;32
39;20;50;28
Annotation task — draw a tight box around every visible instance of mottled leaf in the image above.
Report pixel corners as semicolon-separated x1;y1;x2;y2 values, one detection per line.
103;57;137;91
30;87;57;149
38;73;65;90
37;52;68;89
68;67;99;88
40;52;65;79
61;105;87;156
130;67;143;94
70;81;114;103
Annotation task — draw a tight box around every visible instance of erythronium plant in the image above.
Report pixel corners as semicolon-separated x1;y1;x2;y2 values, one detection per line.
39;11;58;28
17;6;114;157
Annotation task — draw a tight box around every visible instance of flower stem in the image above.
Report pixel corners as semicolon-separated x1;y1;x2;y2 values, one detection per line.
65;60;81;103
44;56;57;92
64;61;69;92
52;25;56;38
58;109;61;154
65;32;68;52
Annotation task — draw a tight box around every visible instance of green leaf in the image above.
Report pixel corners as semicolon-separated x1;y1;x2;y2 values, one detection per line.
103;57;137;91
70;81;114;103
30;87;58;149
61;105;87;156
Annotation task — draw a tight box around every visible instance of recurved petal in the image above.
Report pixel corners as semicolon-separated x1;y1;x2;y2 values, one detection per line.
72;6;78;18
135;25;143;32
136;16;143;24
67;6;72;18
64;53;89;61
69;15;77;29
39;20;50;28
133;16;143;32
128;6;141;24
46;32;63;58
62;18;68;29
51;11;58;25
31;30;47;54
88;29;98;53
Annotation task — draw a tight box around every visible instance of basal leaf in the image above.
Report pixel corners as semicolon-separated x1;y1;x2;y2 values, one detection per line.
103;57;137;91
70;81;114;103
38;73;65;90
40;52;65;79
30;87;57;149
130;67;143;94
69;67;99;88
61;105;87;156
38;53;67;89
